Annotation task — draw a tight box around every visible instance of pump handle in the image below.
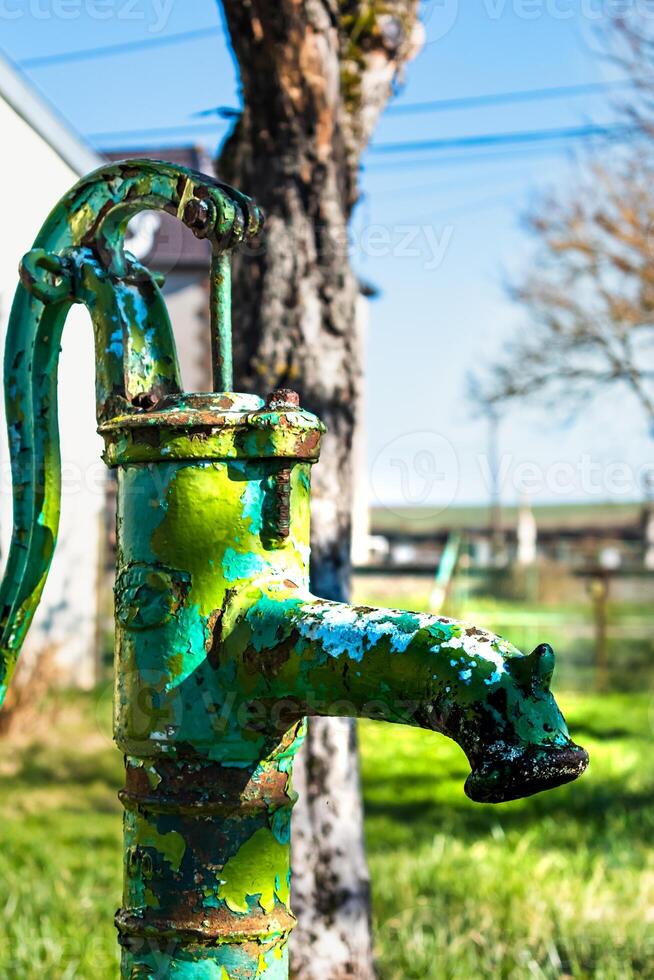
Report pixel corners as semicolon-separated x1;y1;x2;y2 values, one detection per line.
0;160;263;703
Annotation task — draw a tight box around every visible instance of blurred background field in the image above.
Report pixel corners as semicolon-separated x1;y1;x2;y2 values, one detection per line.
0;582;651;980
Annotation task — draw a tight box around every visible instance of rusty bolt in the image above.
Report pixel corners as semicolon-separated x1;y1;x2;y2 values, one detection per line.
183;198;214;238
263;390;297;544
266;389;300;411
273;467;292;540
263;464;293;547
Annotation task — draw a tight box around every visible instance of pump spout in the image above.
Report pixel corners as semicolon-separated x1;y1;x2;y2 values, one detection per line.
223;583;588;805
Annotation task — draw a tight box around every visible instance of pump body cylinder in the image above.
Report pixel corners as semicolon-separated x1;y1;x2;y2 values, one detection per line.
108;396;317;979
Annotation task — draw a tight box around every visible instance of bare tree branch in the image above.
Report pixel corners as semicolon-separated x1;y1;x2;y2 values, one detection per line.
478;120;654;432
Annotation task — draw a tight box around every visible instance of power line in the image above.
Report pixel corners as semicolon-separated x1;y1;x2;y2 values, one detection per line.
399;191;516;223
14;22;636;125
194;106;241;119
90;118;633;149
364;142;603;174
385;79;636;116
368;122;635;156
193;78;637;123
371;168;531;199
18;26;221;69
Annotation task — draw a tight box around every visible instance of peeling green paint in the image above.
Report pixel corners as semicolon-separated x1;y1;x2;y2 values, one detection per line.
218;829;290;914
134;815;186;872
0;161;588;979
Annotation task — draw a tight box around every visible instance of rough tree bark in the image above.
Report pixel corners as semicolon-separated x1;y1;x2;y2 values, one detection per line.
216;3;420;976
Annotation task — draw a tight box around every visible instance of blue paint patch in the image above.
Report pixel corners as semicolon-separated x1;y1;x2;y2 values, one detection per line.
240;480;264;534
223;547;268;583
107;327;122;358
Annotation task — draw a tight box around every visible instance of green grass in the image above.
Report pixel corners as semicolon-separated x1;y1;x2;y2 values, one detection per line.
360;691;654;979
0;687;651;978
0;689;123;978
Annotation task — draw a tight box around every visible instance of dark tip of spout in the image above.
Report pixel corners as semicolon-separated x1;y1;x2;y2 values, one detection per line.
531;643;555;691
508;643;557;694
464;742;589;805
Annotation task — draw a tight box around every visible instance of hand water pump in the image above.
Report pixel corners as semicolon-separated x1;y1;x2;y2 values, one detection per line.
0;161;587;979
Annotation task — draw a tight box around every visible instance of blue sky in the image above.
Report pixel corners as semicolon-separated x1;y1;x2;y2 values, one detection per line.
2;0;652;511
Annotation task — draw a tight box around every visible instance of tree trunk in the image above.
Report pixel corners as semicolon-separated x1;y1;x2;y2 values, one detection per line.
216;3;420;976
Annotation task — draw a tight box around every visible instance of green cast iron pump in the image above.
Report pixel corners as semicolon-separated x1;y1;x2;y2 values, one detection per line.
0;161;588;979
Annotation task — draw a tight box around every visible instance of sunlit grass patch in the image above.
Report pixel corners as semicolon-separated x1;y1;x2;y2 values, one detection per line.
0;684;651;978
360;691;654;979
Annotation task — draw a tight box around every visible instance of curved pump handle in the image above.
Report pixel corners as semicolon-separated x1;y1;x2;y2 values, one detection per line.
0;160;264;704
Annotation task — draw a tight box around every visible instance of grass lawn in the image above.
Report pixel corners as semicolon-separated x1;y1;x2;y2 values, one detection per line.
360;690;654;979
0;688;123;978
0;686;651;978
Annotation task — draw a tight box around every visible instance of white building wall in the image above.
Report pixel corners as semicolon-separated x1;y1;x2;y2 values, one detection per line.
163;273;212;393
0;96;103;687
